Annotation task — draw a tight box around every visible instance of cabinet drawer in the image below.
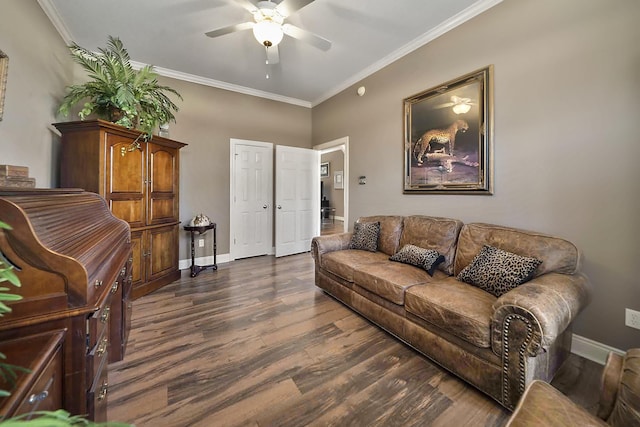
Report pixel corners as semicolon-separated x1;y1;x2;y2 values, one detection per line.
87;301;111;351
87;329;109;383
14;347;63;416
87;356;109;423
0;331;65;418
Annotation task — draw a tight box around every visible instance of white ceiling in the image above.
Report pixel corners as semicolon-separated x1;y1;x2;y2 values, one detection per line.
39;0;501;107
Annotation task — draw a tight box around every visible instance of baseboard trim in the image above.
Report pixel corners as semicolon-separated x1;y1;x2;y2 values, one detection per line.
179;253;231;271
571;334;624;365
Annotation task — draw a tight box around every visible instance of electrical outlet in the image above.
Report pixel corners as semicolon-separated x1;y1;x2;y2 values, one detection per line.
198;239;205;248
626;308;640;330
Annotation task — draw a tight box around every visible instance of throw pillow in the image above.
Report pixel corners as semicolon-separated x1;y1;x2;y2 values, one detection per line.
457;245;542;297
390;244;445;276
349;221;380;252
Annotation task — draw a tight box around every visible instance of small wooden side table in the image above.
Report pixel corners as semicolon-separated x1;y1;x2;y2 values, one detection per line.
184;223;217;277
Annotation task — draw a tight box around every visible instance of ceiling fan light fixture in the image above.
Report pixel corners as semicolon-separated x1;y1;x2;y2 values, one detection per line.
253;20;284;47
453;103;471;114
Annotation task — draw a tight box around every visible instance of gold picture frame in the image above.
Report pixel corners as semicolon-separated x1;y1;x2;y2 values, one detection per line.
0;50;8;121
403;65;493;194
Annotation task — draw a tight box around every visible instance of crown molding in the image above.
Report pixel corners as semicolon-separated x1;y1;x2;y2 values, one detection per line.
130;62;312;108
311;0;504;106
37;0;74;44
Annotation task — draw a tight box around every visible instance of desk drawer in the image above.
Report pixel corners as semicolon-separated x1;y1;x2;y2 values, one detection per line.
87;301;111;351
87;329;109;383
0;331;65;418
87;356;109;423
14;347;63;416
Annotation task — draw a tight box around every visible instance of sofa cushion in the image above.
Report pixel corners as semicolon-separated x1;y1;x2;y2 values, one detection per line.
358;216;404;256
398;215;463;275
321;250;389;282
454;223;580;277
353;261;447;305
457;245;542;297
389;244;444;276
405;278;496;348
349;221;380;252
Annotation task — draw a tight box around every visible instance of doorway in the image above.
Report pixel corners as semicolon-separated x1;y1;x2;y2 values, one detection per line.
230;139;320;261
315;137;349;235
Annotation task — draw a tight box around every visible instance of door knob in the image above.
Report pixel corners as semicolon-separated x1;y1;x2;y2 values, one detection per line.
263;204;268;209
277;205;282;209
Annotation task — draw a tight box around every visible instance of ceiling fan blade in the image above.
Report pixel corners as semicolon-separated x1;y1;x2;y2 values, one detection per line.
233;0;259;13
266;45;280;65
276;0;315;18
205;21;254;38
282;24;331;51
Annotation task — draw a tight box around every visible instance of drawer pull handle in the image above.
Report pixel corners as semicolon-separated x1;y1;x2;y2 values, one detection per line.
111;281;119;294
121;267;127;276
27;390;49;405
96;337;108;357
100;306;110;324
97;381;108;401
94;279;103;288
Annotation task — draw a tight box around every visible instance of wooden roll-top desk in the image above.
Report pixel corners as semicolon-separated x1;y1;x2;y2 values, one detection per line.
0;188;132;421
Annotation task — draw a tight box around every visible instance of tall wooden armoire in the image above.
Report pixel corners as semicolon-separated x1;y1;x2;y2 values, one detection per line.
54;120;187;298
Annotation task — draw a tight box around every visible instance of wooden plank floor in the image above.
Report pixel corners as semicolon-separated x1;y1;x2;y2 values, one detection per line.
107;253;601;426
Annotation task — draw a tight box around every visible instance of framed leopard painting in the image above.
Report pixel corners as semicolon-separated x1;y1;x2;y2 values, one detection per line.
403;66;493;194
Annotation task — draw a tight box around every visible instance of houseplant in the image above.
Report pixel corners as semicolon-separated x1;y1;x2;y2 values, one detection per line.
0;222;129;426
58;36;182;138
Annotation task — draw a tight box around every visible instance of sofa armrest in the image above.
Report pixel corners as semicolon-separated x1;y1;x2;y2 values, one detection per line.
311;233;352;264
506;380;607;426
492;272;591;356
597;351;623;421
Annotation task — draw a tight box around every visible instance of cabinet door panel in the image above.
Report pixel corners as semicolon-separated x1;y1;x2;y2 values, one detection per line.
106;134;146;227
110;199;145;226
148;225;178;281
107;134;145;193
130;230;144;290
148;144;178;224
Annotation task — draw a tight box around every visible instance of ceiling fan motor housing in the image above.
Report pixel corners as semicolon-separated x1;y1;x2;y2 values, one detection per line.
253;1;285;46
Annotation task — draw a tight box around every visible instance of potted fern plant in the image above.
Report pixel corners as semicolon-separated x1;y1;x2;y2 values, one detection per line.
58;36;182;138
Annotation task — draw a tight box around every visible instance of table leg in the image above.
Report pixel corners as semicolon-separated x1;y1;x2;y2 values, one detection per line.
190;230;197;277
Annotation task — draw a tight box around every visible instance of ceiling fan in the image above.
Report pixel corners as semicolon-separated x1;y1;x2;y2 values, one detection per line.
436;96;475;114
205;0;332;65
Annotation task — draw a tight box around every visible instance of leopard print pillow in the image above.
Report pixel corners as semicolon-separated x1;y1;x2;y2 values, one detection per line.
390;244;445;276
349;221;380;252
457;245;542;297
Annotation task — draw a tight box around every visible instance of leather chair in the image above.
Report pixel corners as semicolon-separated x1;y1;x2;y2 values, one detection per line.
506;349;640;426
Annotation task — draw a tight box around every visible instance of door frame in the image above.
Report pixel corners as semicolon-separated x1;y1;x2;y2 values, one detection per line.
229;138;274;262
314;136;349;232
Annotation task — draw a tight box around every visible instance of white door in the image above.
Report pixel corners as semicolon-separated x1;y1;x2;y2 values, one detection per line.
231;139;273;260
275;145;319;257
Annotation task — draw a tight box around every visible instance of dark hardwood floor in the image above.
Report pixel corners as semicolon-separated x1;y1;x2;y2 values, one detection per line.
107;253;602;426
321;219;344;236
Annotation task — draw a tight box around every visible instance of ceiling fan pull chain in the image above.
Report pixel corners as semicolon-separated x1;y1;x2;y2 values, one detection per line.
265;46;270;79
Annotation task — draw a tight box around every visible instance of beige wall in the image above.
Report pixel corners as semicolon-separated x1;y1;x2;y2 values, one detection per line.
312;0;640;350
0;0;74;187
157;76;312;259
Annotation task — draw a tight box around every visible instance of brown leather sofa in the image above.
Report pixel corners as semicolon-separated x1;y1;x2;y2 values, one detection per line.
507;349;640;426
311;215;591;410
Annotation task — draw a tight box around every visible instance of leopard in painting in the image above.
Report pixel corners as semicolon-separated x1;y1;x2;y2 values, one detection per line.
413;119;468;165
